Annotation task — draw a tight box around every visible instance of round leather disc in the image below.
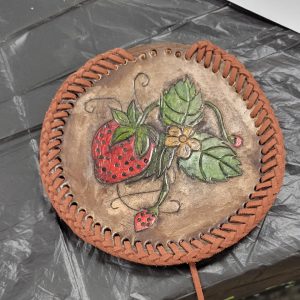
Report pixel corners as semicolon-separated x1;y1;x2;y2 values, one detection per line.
40;41;285;265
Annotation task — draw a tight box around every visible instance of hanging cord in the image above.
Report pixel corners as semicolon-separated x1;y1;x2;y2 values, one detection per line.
189;262;204;300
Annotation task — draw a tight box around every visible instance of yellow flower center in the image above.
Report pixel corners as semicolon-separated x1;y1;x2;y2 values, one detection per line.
179;135;188;143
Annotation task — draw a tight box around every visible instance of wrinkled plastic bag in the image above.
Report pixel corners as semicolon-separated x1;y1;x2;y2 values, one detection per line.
0;1;299;299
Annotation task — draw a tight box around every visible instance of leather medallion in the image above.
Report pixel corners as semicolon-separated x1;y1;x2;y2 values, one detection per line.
40;41;285;266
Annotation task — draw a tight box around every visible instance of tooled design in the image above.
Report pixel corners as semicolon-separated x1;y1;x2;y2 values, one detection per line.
39;42;285;266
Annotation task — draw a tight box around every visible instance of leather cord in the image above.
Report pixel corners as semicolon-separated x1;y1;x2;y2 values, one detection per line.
189;262;204;300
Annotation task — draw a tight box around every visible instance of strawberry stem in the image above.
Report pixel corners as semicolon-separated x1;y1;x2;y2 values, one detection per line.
148;172;170;215
204;101;233;144
137;100;160;126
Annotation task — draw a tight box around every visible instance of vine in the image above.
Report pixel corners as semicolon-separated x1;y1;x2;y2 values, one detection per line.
92;76;243;231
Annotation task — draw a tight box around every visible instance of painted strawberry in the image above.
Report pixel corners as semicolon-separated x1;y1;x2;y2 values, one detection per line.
134;209;157;232
92;101;158;184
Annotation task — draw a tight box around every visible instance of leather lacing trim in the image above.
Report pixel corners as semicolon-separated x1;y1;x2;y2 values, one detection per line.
40;41;285;267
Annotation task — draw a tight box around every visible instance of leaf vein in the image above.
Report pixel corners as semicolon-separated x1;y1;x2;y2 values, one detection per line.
162;113;182;125
164;99;201;117
219;161;239;177
203;152;241;173
174;85;190;103
199;152;207;180
205;145;235;153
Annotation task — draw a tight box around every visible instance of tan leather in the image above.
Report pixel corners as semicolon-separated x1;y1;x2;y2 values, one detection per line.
61;43;261;246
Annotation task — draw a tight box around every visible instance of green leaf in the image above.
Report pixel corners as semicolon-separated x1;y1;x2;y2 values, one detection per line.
144;125;159;144
134;126;150;157
160;77;204;127
178;132;242;182
127;100;141;124
128;133;174;182
156;146;176;178
111;109;130;125
144;133;175;178
111;126;135;145
125;136;160;183
125;134;175;183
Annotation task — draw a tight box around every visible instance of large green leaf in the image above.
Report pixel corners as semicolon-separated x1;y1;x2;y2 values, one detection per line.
160;77;204;126
178;132;242;182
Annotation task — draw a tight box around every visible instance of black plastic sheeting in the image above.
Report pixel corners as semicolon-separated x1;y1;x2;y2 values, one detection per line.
0;1;299;299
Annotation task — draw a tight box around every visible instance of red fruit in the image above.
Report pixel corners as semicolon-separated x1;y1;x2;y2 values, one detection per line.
232;135;243;148
92;120;155;184
134;209;157;232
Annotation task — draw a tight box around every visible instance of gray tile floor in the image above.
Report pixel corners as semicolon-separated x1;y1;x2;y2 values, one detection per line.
245;282;300;300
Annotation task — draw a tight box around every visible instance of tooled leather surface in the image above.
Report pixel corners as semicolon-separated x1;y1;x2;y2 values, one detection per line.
60;43;261;245
39;41;285;266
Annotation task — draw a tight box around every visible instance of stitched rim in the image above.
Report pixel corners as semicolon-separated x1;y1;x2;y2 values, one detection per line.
40;41;285;266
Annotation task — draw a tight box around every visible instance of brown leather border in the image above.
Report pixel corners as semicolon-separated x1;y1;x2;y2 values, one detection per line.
39;41;285;266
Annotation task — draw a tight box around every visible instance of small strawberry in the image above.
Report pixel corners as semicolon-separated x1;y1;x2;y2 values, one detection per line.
92;101;158;184
134;209;157;232
232;135;243;148
228;134;243;148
